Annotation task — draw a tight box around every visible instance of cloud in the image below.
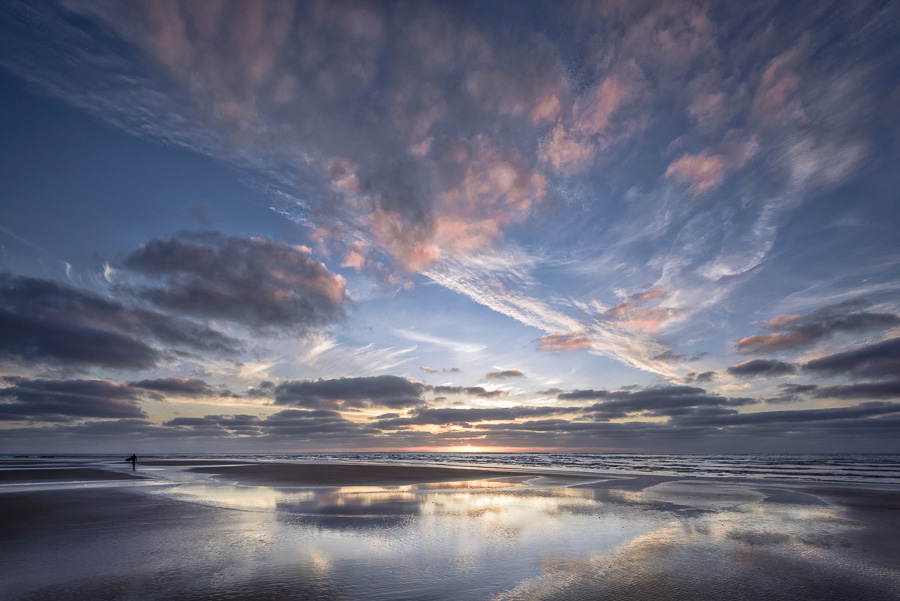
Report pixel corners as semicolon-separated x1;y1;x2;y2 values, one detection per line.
670;401;900;428
752;39;807;127
683;370;717;384
726;359;797;378
764;383;817;405
485;369;525;380
653;350;684;362
5;396;900;453
166;408;377;441
736;300;899;353
665;138;757;195
813;380;900;400
0;272;237;370
803;337;900;380
539;66;646;175
432;385;507;399
424;252;681;374
273;375;426;410
665;151;725;194
8;1;564;275
539;334;591;353
163;414;262;435
1;0;895;401
394;329;486;353
128;377;226;398
601;289;680;334
372;405;579;429
0;376;146;422
560;385;756;420
122;232;348;332
242;381;276;399
260;409;377;439
419;366;438;374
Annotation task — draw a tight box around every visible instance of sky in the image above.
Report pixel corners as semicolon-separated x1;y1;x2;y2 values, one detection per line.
1;0;899;454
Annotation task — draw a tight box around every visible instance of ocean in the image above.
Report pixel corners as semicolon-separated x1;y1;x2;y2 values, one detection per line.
5;452;900;484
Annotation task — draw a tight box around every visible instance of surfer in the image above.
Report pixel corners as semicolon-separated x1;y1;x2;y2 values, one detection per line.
127;454;137;470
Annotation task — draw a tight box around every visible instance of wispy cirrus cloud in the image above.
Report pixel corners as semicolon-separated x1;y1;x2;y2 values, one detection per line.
424;250;679;379
538;334;591;353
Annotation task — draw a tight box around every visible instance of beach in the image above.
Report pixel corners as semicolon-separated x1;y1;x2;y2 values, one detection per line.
1;458;898;600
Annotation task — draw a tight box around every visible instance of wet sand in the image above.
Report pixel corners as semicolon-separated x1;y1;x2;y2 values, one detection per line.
1;460;898;600
186;461;595;486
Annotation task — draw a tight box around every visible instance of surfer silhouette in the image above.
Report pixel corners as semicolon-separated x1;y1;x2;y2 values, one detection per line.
127;454;137;471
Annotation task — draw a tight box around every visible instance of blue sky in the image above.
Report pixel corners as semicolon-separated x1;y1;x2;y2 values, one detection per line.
1;0;899;453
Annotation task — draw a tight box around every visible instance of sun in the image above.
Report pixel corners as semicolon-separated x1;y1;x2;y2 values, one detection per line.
446;445;487;453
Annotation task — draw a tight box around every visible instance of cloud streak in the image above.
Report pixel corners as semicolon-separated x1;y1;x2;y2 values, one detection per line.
737;300;899;353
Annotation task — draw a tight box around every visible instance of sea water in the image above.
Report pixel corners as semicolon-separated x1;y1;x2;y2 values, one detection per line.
5;452;900;484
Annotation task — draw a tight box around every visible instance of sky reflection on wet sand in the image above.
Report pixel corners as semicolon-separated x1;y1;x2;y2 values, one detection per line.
2;460;898;600
129;471;899;601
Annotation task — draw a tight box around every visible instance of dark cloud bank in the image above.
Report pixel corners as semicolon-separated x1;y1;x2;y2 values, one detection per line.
121;232;348;332
0;272;238;370
0;377;146;422
3;375;897;453
0;232;350;374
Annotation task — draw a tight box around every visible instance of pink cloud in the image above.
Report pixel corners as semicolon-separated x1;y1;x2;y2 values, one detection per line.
666;152;726;194
542;125;595;173
574;76;628;135
753;39;808;127
539;334;591;353
666;136;758;195
736;332;809;354
540;73;640;174
604;289;680;333
622;2;717;72
762;314;801;329
632;288;668;303
368;210;439;272
531;93;562;123
614;306;680;333
341;249;366;271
